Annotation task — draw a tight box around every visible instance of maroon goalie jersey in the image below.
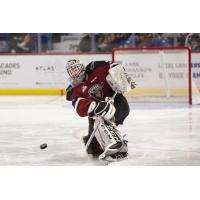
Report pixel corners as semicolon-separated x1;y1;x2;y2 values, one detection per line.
66;61;114;117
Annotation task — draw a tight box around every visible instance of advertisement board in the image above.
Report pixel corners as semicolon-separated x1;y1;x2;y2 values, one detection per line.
0;52;199;95
0;54;111;91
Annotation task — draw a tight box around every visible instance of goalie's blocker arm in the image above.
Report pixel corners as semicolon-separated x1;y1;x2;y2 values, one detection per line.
107;63;136;93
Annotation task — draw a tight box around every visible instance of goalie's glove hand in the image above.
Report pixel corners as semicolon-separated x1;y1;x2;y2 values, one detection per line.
88;101;116;120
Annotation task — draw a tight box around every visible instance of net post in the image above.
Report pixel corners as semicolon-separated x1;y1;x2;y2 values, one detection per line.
188;47;192;105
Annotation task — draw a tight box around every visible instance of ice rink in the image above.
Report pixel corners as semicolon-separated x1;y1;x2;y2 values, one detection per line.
0;96;200;166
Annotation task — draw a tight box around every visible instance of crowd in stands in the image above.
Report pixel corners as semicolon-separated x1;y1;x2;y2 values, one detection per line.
0;33;33;53
1;33;200;53
94;33;200;51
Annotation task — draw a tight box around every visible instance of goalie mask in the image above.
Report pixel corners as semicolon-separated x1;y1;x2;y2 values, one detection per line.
66;59;86;85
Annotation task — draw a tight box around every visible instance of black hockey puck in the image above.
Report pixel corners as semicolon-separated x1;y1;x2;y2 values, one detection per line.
40;143;47;149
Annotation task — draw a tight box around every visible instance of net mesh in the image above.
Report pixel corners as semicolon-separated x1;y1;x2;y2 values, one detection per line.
113;48;200;104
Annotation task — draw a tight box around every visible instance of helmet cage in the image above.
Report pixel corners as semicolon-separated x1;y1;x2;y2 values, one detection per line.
66;60;85;85
67;63;85;80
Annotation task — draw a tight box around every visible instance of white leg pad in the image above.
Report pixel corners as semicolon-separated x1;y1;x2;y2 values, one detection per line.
94;118;128;158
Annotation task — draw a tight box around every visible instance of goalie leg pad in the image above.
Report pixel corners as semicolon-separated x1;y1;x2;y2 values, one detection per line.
94;118;128;158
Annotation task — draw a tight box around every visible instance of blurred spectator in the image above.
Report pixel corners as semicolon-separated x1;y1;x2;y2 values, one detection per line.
79;34;92;52
10;33;33;53
135;33;153;47
0;41;10;53
118;33;136;48
1;33;200;54
95;33;132;52
177;33;188;46
0;33;10;53
96;34;112;52
151;33;172;47
189;35;200;52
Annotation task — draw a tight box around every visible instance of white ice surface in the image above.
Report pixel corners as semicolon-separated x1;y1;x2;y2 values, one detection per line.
0;96;200;166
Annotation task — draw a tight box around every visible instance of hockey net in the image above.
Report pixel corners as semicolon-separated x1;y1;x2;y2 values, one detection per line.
112;47;200;104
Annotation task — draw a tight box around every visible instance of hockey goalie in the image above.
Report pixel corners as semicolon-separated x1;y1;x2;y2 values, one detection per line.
66;59;136;161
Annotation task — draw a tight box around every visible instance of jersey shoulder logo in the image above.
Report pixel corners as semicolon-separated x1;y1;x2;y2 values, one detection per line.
81;86;87;93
